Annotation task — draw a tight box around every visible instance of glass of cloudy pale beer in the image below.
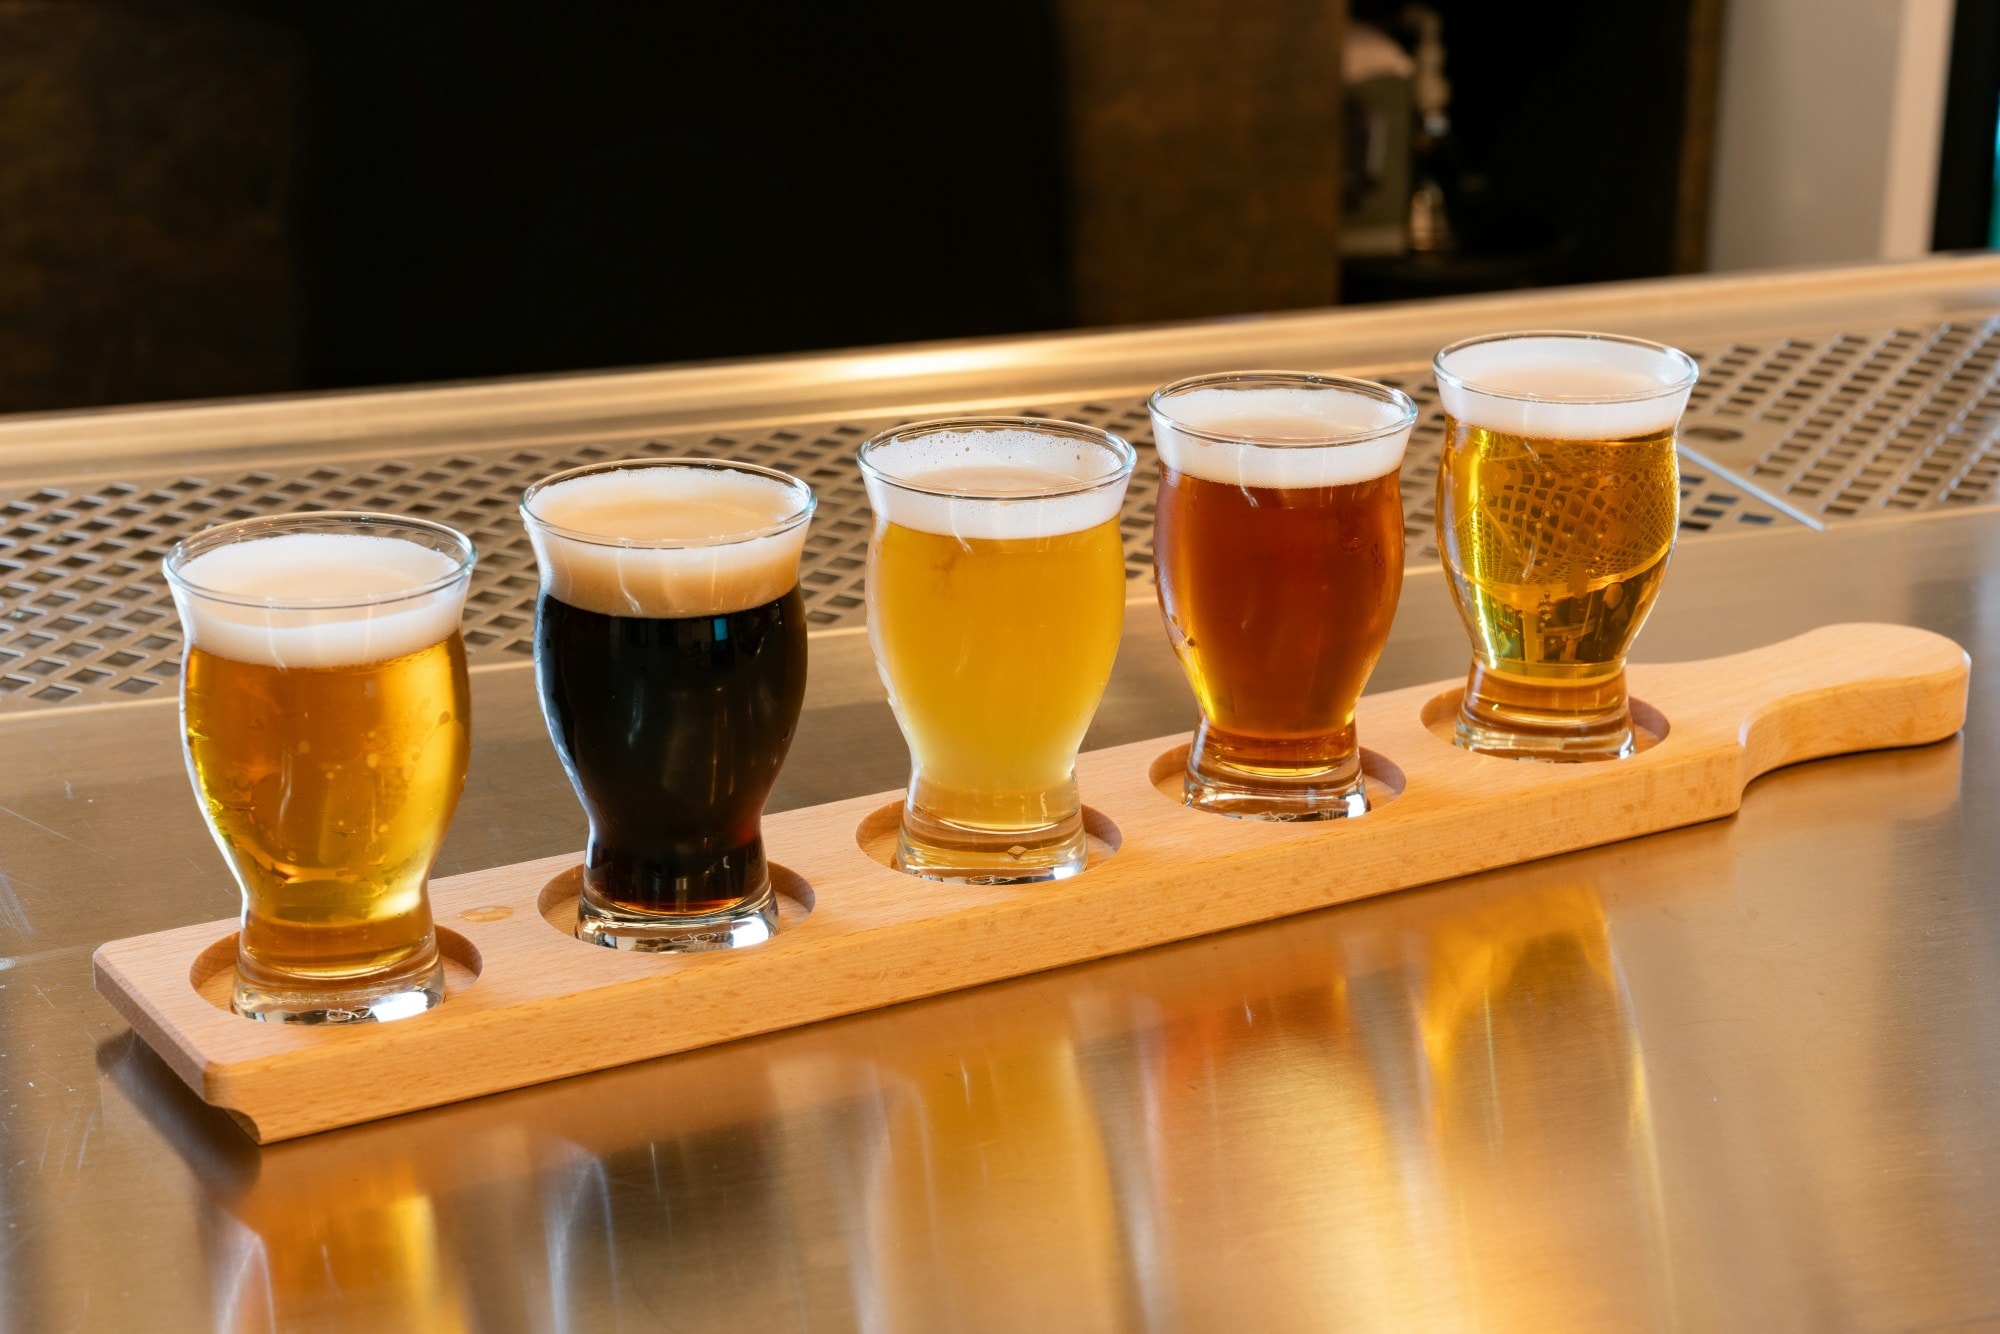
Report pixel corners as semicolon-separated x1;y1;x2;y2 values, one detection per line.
859;418;1135;882
522;458;814;950
1150;371;1418;819
1433;331;1698;760
165;512;475;1024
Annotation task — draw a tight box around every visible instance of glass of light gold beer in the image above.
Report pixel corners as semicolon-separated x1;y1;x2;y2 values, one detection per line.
1433;331;1698;760
859;417;1136;882
165;512;476;1023
1150;371;1418;819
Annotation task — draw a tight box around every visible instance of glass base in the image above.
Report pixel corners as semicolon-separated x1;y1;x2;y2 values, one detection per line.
232;955;446;1025
893;805;1087;884
1455;662;1635;762
576;881;778;952
1184;733;1369;821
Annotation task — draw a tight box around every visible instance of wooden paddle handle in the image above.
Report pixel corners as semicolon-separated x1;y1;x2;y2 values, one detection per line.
1639;623;1970;783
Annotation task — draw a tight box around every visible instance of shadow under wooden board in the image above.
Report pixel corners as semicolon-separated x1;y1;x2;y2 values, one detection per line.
94;622;1970;1143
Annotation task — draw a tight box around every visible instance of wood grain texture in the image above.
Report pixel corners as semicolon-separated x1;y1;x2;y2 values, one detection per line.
92;623;1969;1142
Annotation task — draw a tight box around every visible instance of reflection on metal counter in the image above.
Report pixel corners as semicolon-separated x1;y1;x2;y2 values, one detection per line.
93;725;1970;1328
1077;880;1672;1327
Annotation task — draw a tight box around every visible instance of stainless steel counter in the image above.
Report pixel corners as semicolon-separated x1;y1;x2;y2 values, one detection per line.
4;259;2000;1331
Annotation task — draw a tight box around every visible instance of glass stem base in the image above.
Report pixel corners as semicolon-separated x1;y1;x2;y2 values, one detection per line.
893;800;1087;884
1456;661;1635;761
232;946;446;1025
577;880;778;952
1184;723;1369;821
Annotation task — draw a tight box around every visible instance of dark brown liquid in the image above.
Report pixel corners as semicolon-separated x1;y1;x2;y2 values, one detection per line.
534;588;807;915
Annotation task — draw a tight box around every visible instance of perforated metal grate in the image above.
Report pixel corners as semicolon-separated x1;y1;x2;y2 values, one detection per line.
4;316;1996;709
1679;317;2000;518
0;421;1170;708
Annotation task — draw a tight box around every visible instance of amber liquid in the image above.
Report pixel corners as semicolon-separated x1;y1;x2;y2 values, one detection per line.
183;636;469;989
1154;466;1405;773
1437;417;1676;752
1438;419;1677;677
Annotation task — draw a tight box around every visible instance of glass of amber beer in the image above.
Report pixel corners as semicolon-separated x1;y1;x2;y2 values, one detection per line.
1150;371;1418;819
522;459;814;950
166;512;476;1023
859;418;1135;882
1433;331;1698;760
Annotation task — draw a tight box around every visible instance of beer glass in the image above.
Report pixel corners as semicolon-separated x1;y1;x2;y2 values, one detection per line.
1150;371;1418;819
859;418;1136;882
1433;331;1698;760
165;512;476;1024
522;458;814;950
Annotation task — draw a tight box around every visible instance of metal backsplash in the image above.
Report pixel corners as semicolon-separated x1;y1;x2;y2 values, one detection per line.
5;317;1996;709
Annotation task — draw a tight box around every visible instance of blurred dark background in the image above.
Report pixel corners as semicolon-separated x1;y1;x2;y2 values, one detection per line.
0;0;1989;416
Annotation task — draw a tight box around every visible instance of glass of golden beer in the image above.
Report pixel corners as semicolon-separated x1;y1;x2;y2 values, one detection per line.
859;417;1136;882
1433;331;1698;760
1150;371;1418;819
165;512;476;1024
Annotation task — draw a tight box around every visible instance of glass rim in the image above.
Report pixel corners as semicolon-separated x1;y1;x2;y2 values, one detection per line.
1432;330;1700;405
519;457;817;550
856;416;1137;500
163;510;477;611
1147;370;1419;448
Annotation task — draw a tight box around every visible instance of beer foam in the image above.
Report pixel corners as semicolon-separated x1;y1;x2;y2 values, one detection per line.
173;534;468;669
525;466;810;618
860;427;1129;540
1435;336;1695;440
1150;387;1412;489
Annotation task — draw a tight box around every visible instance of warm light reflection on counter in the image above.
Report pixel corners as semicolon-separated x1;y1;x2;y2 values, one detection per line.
207;1159;472;1333
1074;880;1673;1329
153;879;1677;1330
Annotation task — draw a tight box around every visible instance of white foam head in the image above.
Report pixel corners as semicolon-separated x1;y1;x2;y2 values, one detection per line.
859;423;1134;540
1148;380;1415;489
523;463;813;618
1434;333;1697;441
170;533;470;669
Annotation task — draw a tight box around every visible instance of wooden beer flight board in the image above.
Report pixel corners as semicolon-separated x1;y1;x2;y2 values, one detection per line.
94;622;1969;1143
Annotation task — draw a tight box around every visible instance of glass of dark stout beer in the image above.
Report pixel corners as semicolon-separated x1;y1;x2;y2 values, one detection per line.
1149;372;1418;819
521;459;815;950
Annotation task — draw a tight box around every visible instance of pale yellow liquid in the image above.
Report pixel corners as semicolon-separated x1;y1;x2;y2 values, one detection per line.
868;516;1126;833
